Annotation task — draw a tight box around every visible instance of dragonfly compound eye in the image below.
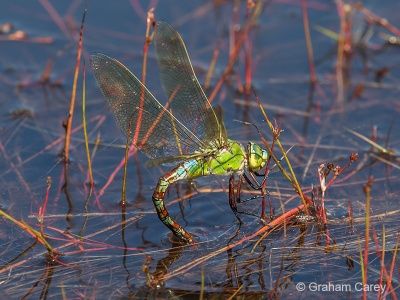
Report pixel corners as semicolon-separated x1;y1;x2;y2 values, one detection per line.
247;142;268;172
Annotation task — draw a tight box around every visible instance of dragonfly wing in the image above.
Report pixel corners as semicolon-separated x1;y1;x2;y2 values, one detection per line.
90;53;204;159
153;21;227;149
209;105;228;142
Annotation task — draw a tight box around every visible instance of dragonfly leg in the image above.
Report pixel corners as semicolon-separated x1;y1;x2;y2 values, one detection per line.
152;172;193;244
229;175;242;225
232;174;270;220
243;173;262;190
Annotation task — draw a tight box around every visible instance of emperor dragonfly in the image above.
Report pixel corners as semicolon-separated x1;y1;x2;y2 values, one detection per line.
90;21;268;244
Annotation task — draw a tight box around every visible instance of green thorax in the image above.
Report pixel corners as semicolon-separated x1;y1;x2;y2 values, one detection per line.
206;139;247;175
181;139;269;181
182;139;246;180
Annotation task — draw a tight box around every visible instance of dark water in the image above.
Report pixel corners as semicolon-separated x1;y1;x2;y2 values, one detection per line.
0;1;399;299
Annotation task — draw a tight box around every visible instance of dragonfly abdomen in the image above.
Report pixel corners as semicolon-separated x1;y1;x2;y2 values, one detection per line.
152;158;204;244
152;139;247;243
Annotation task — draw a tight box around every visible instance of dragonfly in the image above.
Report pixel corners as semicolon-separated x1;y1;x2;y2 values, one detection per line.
90;20;268;244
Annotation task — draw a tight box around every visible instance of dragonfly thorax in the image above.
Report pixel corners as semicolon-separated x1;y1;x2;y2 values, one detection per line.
246;142;268;172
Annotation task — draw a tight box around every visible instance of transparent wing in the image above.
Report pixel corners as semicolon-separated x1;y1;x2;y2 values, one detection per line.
90;53;205;159
153;21;227;148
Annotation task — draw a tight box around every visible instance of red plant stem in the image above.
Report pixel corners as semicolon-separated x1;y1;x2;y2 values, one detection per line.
39;177;52;223
38;0;71;39
208;0;262;104
355;3;400;37
99;147;138;197
244;34;253;93
129;0;147;21
347;198;353;220
131;10;154;150
325;160;354;189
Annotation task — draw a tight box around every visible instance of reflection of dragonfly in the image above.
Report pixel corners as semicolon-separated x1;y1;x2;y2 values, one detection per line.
90;21;268;244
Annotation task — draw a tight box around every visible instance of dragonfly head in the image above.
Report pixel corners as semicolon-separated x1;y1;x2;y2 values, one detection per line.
246;142;268;172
